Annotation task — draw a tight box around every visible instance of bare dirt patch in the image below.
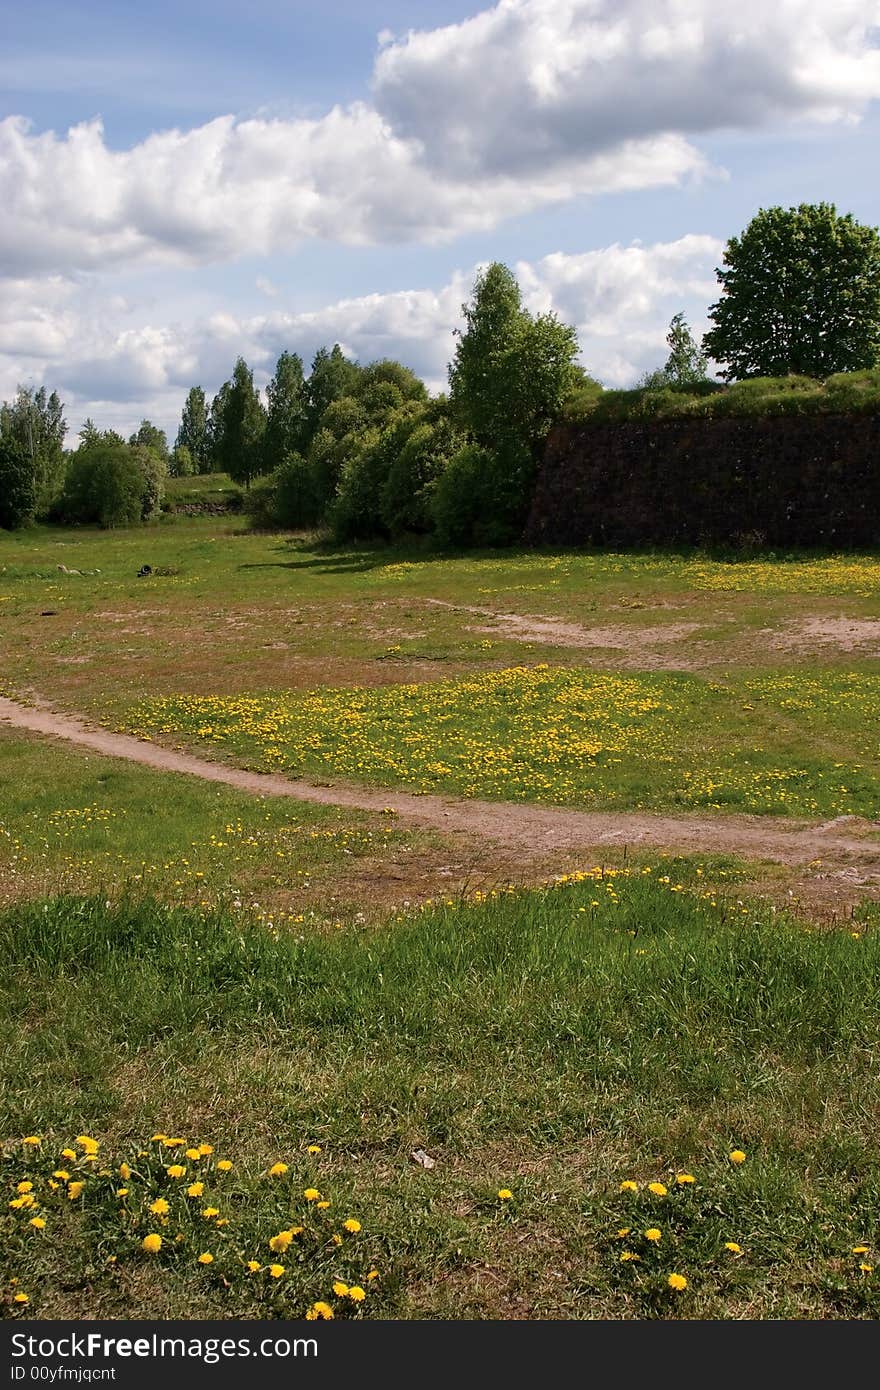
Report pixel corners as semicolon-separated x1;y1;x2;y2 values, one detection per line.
761;615;880;655
423;598;702;662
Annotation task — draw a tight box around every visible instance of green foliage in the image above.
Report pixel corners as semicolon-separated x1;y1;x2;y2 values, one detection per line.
564;367;880;425
304;345;361;447
381;409;461;537
176;387;210;471
355;358;427;403
169;444;196;477
263;352;307;474
0;385;67;515
641;313;710;389
431;439;534;548
213;358;268;487
327;428;387;541
244;452;323;531
0;435;36;529
449;262;580;451
128;419;168;462
704;203;880;379
58;441;165;528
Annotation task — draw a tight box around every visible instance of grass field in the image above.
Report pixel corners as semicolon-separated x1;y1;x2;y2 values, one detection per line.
3;879;878;1320
1;509;879;1319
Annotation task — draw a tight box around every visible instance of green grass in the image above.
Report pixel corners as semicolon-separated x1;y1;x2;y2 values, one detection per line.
123;665;880;816
0;731;443;923
2;876;878;1319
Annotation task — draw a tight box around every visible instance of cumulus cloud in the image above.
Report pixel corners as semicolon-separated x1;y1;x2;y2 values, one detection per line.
2;1;878;274
0;236;724;436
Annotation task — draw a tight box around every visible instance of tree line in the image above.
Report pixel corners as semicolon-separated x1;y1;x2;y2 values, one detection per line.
2;201;879;537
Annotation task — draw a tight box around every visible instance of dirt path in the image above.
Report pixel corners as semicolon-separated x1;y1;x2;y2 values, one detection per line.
2;694;880;882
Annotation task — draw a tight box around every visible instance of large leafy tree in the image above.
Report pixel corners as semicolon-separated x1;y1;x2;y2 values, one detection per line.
263;351;307;473
703;203;880;380
175;387;209;471
218;358;267;486
304;345;361;445
448;262;580;450
0;385;67;513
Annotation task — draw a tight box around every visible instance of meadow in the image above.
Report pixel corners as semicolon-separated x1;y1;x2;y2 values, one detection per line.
1;510;879;1319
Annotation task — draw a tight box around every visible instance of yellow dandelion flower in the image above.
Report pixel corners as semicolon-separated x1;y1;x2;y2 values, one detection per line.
860;1264;874;1273
331;1233;343;1246
619;1180;638;1192
201;1207;220;1219
728;1150;746;1165
676;1173;695;1185
14;1292;29;1304
76;1136;99;1154
310;1302;333;1319
119;1163;131;1181
367;1270;379;1281
116;1188;129;1197
187;1182;204;1198
303;1188;320;1201
150;1198;170;1216
316;1200;331;1210
347;1286;366;1302
198;1144;214;1156
216;1218;229;1227
247;1261;261;1273
53;1170;70;1181
725;1242;743;1254
185;1149;201;1161
268;1163;289;1178
29;1217;46;1230
269;1232;293;1253
620;1251;640;1262
142;1234;162;1253
668;1273;687;1291
268;1264;285;1278
22;1137;41;1146
197;1253;214;1265
60;1149;77;1161
216;1160;233;1172
332;1281;349;1297
162;1138;185;1149
497;1189;513;1201
16;1182;34;1194
166;1165;186;1179
852;1246;870;1255
342;1219;361;1233
151;1134;167;1142
645;1228;661;1242
48;1181;59;1191
648;1183;668;1197
307;1145;321;1155
67;1181;85;1200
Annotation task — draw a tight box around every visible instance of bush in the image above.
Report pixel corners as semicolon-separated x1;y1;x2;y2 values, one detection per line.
58;443;161;528
245;452;324;531
0;436;36;529
432;440;534;548
381;415;460;536
326;429;386;541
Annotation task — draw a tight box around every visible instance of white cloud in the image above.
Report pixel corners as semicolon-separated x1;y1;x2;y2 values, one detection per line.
2;1;878;274
0;236;724;436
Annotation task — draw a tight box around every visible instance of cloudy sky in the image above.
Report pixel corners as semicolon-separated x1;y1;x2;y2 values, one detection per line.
3;0;880;442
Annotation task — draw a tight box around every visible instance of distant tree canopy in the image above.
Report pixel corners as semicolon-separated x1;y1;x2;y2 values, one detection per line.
58;436;166;529
0;385;67;516
703;203;880;380
263;351;308;474
129;419;168;462
176;387;210;472
641;313;709;390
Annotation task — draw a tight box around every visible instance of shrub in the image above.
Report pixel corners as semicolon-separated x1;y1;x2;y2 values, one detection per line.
381;415;461;537
58;443;162;528
432;440;534;548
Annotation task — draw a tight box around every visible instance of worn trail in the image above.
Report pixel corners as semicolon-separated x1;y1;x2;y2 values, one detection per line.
2;695;880;876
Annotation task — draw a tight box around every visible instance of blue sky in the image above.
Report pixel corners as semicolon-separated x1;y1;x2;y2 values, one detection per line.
2;1;879;440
